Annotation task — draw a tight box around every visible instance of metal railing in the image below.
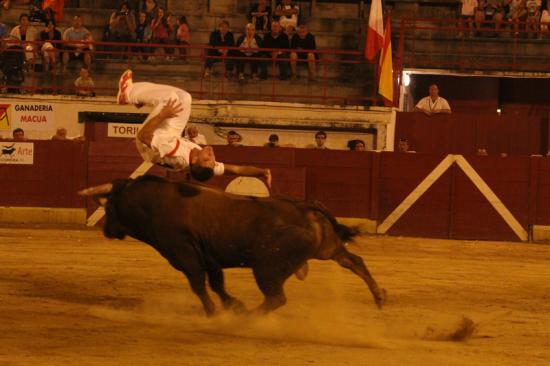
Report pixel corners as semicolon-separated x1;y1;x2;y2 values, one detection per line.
0;38;379;105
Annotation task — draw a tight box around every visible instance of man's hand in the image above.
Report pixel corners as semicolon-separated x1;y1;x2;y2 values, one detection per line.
158;99;183;120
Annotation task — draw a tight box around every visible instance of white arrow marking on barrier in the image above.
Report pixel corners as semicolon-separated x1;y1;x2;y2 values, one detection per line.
86;161;154;227
377;154;455;234
455;156;528;241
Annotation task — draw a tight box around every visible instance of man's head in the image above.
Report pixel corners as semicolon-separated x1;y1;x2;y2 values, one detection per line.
354;140;366;151
227;130;241;146
186;125;199;139
271;20;281;35
189;146;216;181
12;128;24;141
266;134;279;147
219;20;230;34
397;138;409;152
52;128;67;140
315;130;327;148
19;13;29;27
72;15;83;29
79;66;90;78
297;24;308;38
245;23;255;37
429;84;439;99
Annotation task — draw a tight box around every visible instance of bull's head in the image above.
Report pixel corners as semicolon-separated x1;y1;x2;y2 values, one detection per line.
78;180;130;239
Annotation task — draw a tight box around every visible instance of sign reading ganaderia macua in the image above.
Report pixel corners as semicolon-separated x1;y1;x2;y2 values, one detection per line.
12;103;55;131
0;142;34;164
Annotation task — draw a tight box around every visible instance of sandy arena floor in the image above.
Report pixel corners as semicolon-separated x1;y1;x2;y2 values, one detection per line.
0;225;549;366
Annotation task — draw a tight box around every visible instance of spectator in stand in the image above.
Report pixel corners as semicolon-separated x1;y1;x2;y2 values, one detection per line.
249;0;271;32
307;130;328;149
262;20;290;80
227;130;243;146
283;24;295;39
264;133;280;147
109;2;136;45
459;0;478;37
290;24;317;80
542;3;550;35
275;0;300;30
150;7;173;60
475;0;506;36
12;128;25;141
142;0;157;22
176;15;190;59
235;23;263;81
74;66;95;96
347;139;366;151
184;125;207;146
40;20;61;73
134;11;152;60
1;0;10;10
51;127;67;140
166;13;178;61
62;15;93;73
415;84;452;115
9;13;38;71
526;0;542;38
204;20;235;78
397;138;416;153
508;0;527;36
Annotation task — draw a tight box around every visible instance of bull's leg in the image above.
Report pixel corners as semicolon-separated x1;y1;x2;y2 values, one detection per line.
206;268;246;313
332;248;387;309
252;266;289;314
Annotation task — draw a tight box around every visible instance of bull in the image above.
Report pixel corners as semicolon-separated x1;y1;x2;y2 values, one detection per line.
79;175;386;315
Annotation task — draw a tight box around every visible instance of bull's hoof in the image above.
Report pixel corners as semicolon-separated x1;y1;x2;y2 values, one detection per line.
224;298;247;314
375;288;387;309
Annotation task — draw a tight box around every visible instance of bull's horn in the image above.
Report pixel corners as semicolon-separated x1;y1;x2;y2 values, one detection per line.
78;183;113;196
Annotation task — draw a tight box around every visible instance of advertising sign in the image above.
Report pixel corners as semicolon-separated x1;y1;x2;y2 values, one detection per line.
11;103;55;132
0;142;34;164
107;123;140;138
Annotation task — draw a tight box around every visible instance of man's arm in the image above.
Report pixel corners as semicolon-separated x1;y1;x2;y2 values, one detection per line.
136;99;183;147
223;164;272;188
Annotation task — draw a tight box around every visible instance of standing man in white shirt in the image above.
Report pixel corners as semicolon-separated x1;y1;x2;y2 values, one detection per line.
414;84;452;116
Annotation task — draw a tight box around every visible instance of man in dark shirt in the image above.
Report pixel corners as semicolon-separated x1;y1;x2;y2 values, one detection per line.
248;0;271;32
261;20;289;80
290;24;317;80
205;20;235;77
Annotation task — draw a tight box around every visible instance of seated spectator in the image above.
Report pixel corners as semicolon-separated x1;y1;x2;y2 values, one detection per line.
74;66;95;96
249;0;271;32
275;0;299;30
108;2;136;45
541;3;550;34
12;128;25;141
508;0;527;36
134;11;152;60
40;20;61;73
51;127;67;140
525;0;541;38
9;13;38;71
184;124;207;145
262;20;290;80
204;20;235;78
475;0;505;36
150;7;173;60
176;15;190;59
397;138;415;153
142;0;158;22
264;133;279;147
1;0;10;10
459;0;478;38
62;15;93;73
347;139;366;151
307;130;328;149
227;130;243;146
236;23;263;81
283;24;295;40
290;24;317;80
415;84;452;115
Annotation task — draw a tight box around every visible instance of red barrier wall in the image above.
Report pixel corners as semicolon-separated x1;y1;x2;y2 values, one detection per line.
395;112;546;155
0;141;87;208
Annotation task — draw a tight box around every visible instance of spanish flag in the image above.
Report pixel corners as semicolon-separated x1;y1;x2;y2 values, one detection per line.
378;15;393;104
43;0;65;23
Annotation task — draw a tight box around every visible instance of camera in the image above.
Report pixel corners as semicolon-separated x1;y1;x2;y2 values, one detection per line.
117;11;128;16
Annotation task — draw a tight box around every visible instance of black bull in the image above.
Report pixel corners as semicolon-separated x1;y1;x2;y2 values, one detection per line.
79;175;386;315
